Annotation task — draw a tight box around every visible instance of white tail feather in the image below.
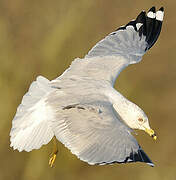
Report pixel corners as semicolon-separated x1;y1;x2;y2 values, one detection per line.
10;76;54;152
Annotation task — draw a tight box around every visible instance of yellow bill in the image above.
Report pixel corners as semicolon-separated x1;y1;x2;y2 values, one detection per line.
145;128;157;140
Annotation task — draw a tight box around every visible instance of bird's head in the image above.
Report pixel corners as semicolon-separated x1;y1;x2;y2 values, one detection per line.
114;102;157;140
127;104;157;140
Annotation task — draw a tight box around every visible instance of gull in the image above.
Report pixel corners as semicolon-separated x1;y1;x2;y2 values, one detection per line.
10;7;164;167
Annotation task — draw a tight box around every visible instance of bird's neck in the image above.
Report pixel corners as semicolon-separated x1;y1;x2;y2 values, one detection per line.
107;89;138;129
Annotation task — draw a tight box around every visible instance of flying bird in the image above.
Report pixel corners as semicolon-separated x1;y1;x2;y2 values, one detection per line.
10;7;164;167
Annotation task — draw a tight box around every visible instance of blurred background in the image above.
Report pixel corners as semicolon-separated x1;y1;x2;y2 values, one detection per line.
0;0;175;180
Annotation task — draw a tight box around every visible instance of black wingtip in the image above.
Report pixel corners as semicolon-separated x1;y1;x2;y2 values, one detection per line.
118;148;154;167
159;7;164;12
95;147;154;167
138;148;154;167
124;148;154;167
146;7;164;50
136;11;146;23
148;6;156;13
114;7;164;51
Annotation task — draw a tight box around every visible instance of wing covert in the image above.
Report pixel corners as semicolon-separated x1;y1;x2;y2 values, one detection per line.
49;100;153;166
53;7;164;85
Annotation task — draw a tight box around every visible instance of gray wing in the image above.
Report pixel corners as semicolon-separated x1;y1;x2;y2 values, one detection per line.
55;7;164;85
48;94;153;166
86;7;164;60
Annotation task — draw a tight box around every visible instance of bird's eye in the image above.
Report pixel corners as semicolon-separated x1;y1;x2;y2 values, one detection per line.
138;118;144;123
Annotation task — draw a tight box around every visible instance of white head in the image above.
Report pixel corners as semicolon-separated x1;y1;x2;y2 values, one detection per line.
113;101;157;140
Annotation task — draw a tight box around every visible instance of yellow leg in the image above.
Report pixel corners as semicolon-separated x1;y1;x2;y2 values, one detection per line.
49;136;58;168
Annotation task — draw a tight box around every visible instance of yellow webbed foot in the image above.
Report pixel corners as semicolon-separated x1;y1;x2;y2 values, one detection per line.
49;136;58;168
49;152;58;168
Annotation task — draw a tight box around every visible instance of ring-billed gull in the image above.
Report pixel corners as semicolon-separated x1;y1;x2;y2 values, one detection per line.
10;7;164;167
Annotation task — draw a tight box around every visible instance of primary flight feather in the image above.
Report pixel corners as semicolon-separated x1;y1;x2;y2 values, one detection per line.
10;7;164;167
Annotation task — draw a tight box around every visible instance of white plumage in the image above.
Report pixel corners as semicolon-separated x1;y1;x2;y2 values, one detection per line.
10;7;164;166
10;76;55;151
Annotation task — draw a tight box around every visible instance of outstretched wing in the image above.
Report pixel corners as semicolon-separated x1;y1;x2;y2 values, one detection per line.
55;7;164;85
48;97;154;166
86;7;164;59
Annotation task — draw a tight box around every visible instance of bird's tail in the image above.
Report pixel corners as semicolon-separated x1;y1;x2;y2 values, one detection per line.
10;76;54;152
